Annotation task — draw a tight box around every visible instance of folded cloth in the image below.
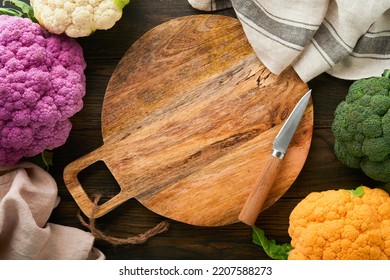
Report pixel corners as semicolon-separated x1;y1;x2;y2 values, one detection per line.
188;0;390;82
0;162;105;260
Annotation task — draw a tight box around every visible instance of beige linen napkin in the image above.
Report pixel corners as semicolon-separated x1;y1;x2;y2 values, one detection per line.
189;0;390;82
0;162;104;260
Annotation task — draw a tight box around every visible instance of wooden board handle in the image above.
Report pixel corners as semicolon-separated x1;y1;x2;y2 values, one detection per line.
63;145;129;218
238;154;282;226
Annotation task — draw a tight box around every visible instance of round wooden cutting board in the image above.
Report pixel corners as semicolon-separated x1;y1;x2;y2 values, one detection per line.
64;15;313;226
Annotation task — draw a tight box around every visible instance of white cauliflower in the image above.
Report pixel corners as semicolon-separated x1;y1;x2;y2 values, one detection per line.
30;0;130;37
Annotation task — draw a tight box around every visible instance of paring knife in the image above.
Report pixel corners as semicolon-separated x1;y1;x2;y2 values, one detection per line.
238;89;312;226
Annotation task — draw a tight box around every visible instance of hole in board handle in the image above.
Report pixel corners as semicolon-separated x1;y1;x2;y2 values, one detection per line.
77;160;121;205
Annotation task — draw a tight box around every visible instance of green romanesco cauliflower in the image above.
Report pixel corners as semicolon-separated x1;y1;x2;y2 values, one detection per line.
30;0;130;38
332;69;390;182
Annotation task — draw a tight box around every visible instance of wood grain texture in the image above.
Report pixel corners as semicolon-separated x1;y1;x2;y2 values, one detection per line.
63;15;313;226
44;0;375;260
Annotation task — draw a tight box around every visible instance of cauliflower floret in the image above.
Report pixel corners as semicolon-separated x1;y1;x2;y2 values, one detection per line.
0;15;86;165
288;186;390;260
30;0;130;37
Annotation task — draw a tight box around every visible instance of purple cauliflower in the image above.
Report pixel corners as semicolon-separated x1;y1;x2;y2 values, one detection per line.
0;15;86;165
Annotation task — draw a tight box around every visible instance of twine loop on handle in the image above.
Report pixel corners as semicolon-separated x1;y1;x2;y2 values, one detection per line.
77;194;169;245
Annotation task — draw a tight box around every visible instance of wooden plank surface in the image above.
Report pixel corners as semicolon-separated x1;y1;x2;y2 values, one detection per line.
47;0;379;259
63;14;312;226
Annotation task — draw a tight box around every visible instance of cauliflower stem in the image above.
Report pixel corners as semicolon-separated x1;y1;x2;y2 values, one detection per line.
29;150;53;171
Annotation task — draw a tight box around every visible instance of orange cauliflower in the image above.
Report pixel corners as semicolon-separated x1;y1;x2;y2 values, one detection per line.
288;186;390;260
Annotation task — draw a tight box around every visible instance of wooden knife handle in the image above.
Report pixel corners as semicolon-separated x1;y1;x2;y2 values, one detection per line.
238;154;282;226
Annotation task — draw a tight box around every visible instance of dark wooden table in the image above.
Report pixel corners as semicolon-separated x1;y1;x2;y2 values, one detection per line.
46;0;378;259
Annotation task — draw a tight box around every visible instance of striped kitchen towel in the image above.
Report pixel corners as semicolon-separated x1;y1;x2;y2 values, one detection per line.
188;0;390;82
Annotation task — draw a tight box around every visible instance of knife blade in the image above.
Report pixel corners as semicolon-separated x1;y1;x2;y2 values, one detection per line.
238;89;312;226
